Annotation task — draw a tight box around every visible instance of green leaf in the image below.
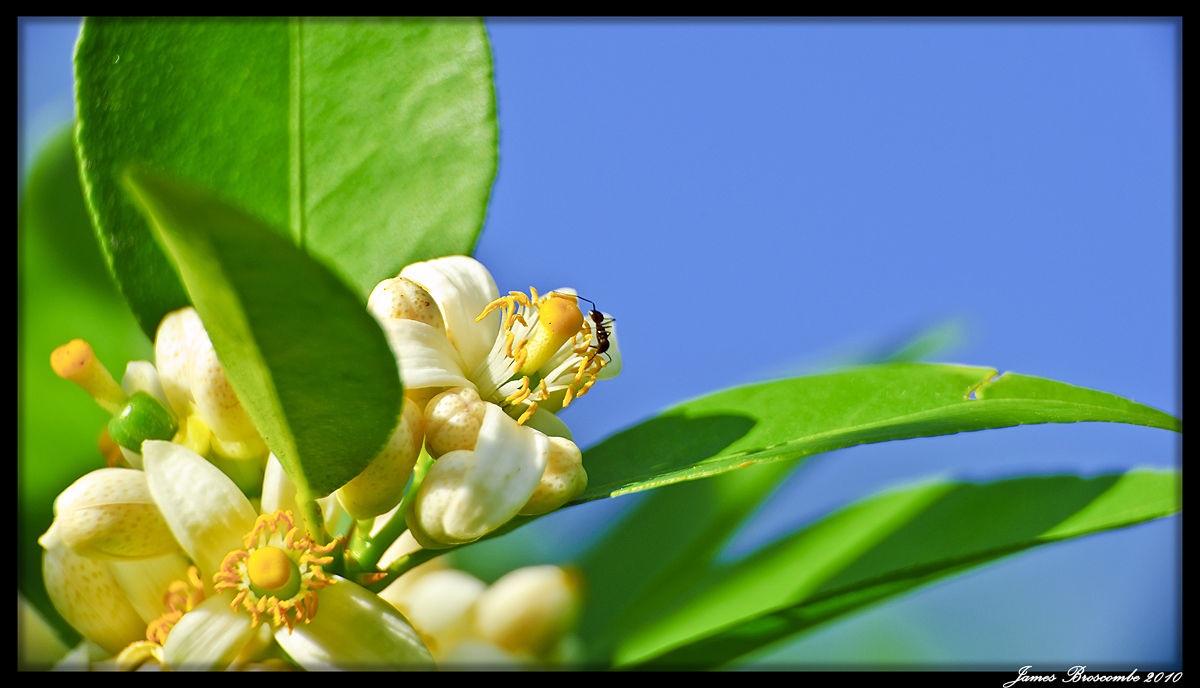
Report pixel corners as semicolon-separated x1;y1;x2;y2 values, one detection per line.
75;17;497;338
19;125;152;648
578;364;1181;502
618;469;1181;668
577;462;799;663
122;166;402;499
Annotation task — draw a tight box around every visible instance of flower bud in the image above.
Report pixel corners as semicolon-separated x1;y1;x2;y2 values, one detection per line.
369;277;446;330
519;436;587;515
473;565;583;658
48;468;177;560
406;403;548;548
337;397;425;520
381;569;486;657
424;386;486;458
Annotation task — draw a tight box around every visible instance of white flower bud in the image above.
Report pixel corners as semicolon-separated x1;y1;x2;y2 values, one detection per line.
473;565;583;658
424;386;487;458
47;468;177;560
381;569;486;657
337;397;425;520
369;276;445;330
406;403;548;548
520;436;587;515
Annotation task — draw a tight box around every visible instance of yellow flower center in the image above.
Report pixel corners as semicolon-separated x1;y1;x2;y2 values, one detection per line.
248;546;294;591
212;510;337;632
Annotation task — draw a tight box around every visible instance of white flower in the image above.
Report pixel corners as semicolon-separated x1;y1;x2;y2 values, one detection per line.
369;257;619;547
370;256;620;424
154;307;267;461
140;440;433;670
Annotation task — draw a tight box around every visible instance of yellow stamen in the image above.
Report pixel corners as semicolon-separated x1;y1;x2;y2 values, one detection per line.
50;339;128;414
115;640;167;671
563;385;576;409
146;566;206;644
504;376;531;404
518;401;538;425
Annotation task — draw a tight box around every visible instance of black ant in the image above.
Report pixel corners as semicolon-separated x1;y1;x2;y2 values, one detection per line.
552;291;614;361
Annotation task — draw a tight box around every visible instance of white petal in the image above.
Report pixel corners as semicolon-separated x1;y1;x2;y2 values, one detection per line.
154;307;205;418
161;593;257;671
380;569;485;650
120;447;144;470
189;330;262;444
261;453;300;518
143;440;257;574
401;256;501;374
521;407;574;441
437;639;527;669
274;577;433;670
595;313;621;379
109;552;192;623
18;592;70;670
408;404;549;546
120;360;170;407
381;318;475;390
41;543;145;656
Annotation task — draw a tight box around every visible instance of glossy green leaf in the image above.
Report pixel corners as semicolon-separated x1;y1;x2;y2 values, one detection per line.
617;469;1181;668
76;17;497;338
19;126;152;647
122;167;402;499
578;364;1181;502
577;462;799;664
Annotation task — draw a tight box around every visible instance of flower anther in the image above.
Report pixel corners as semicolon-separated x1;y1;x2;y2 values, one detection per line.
146;565;206;644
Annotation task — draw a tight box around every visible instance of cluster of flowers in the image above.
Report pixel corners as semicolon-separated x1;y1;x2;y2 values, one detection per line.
34;256;616;669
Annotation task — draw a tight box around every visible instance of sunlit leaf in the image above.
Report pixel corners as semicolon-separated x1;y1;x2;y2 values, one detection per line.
122;167;402;499
75;17;496;337
578;364;1180;502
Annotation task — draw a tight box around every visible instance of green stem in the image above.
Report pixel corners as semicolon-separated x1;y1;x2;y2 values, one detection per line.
345;518;376;573
298;498;327;545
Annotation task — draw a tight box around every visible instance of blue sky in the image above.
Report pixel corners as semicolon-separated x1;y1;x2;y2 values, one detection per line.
19;18;1180;668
